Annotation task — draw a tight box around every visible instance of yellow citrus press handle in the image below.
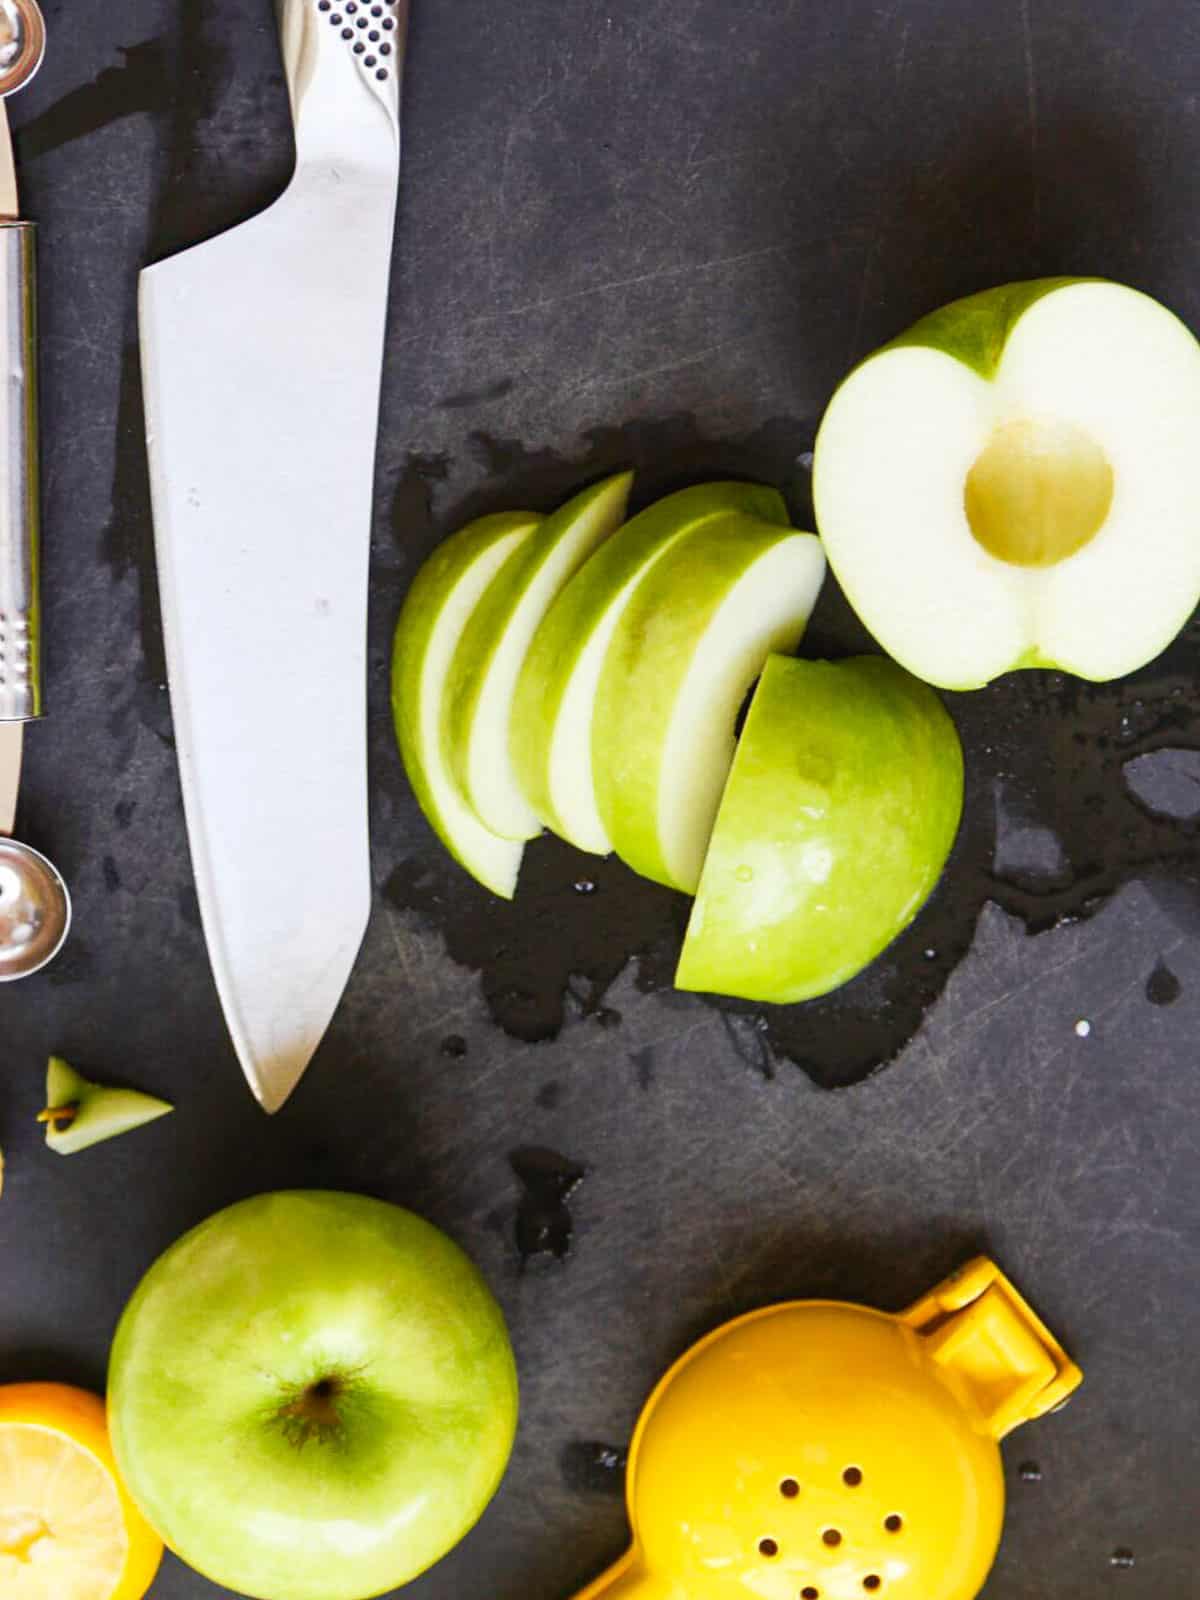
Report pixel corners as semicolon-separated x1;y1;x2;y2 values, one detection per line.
900;1256;1082;1439
571;1553;675;1600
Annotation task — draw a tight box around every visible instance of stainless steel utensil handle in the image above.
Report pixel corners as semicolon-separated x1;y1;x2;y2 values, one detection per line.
0;220;38;721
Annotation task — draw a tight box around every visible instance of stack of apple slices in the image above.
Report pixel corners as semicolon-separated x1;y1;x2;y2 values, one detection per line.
393;475;824;885
393;473;964;1005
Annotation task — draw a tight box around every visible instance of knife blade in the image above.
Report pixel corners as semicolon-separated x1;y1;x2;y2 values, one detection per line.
140;0;405;1111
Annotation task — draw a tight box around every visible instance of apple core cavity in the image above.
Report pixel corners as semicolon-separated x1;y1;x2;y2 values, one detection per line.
964;416;1114;568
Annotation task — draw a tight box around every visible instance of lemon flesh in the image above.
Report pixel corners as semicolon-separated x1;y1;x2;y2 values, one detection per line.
0;1422;128;1600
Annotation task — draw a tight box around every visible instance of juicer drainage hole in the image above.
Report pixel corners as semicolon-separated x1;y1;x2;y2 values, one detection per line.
801;1589;820;1599
822;1529;842;1548
759;1539;779;1558
843;1466;863;1487
884;1515;903;1533
863;1579;882;1592
780;1478;800;1498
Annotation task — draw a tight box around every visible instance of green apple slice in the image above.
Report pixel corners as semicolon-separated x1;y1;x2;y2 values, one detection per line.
676;655;964;1003
392;513;541;898
40;1057;174;1155
444;473;634;841
814;277;1200;689
512;482;791;855
593;517;826;892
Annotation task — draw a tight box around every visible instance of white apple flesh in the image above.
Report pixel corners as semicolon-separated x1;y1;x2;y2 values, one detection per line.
444;473;633;840
814;278;1200;688
392;512;540;898
593;517;825;892
511;482;791;855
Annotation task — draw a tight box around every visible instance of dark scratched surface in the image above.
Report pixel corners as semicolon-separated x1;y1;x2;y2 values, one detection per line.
3;1;1200;1594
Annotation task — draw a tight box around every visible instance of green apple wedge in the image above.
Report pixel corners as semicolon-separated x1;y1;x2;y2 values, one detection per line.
443;472;634;841
392;512;541;898
676;655;963;1003
511;482;792;856
39;1057;173;1155
593;517;826;893
813;278;1200;689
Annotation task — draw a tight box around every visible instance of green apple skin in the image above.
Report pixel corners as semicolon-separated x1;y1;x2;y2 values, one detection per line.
676;655;963;1004
510;482;790;855
392;512;540;898
814;278;1200;689
443;472;634;842
43;1057;173;1155
885;277;1085;379
593;517;824;893
108;1191;519;1600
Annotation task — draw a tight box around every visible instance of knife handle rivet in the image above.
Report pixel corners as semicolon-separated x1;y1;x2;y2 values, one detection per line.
318;0;331;9
342;27;353;39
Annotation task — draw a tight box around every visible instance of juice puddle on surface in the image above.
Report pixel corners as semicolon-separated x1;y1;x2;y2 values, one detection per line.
384;416;1200;1089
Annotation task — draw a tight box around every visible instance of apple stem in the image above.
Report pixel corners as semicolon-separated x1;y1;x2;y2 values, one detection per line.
36;1102;78;1130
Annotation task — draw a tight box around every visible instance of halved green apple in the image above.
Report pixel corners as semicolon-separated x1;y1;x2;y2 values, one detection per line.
392;513;541;898
814;278;1200;689
40;1057;174;1155
676;655;963;1003
511;482;791;855
593;517;826;892
444;473;634;841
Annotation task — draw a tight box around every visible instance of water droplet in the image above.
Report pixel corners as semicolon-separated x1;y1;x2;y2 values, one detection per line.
1018;1460;1042;1482
735;864;754;883
573;878;597;896
1074;1018;1091;1038
1145;958;1181;1006
1110;1548;1135;1570
923;947;938;960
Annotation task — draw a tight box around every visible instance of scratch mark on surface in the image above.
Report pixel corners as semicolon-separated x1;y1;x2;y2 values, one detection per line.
479;242;806;327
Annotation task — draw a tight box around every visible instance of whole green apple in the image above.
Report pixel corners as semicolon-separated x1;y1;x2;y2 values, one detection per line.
813;278;1200;688
676;654;963;1003
108;1191;518;1600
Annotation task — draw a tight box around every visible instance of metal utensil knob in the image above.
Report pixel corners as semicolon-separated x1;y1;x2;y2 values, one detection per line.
0;0;45;97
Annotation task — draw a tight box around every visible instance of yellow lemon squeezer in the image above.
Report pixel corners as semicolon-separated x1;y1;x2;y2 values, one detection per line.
572;1257;1082;1600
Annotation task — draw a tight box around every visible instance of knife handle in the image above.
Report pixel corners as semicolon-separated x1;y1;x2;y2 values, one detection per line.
277;0;405;156
0;221;39;723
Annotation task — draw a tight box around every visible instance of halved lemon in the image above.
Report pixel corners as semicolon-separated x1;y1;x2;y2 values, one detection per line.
0;1383;162;1600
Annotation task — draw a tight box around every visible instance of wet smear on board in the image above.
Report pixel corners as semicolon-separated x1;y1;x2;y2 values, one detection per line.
14;40;173;160
510;1147;586;1267
1145;959;1181;1006
383;414;1200;1090
561;1440;629;1496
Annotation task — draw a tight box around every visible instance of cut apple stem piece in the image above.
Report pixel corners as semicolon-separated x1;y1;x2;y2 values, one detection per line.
593;516;826;893
512;482;791;857
40;1058;174;1156
37;1103;79;1130
444;473;634;842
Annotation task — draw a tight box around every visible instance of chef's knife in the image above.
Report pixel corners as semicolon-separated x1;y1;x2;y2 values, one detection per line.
141;0;405;1110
